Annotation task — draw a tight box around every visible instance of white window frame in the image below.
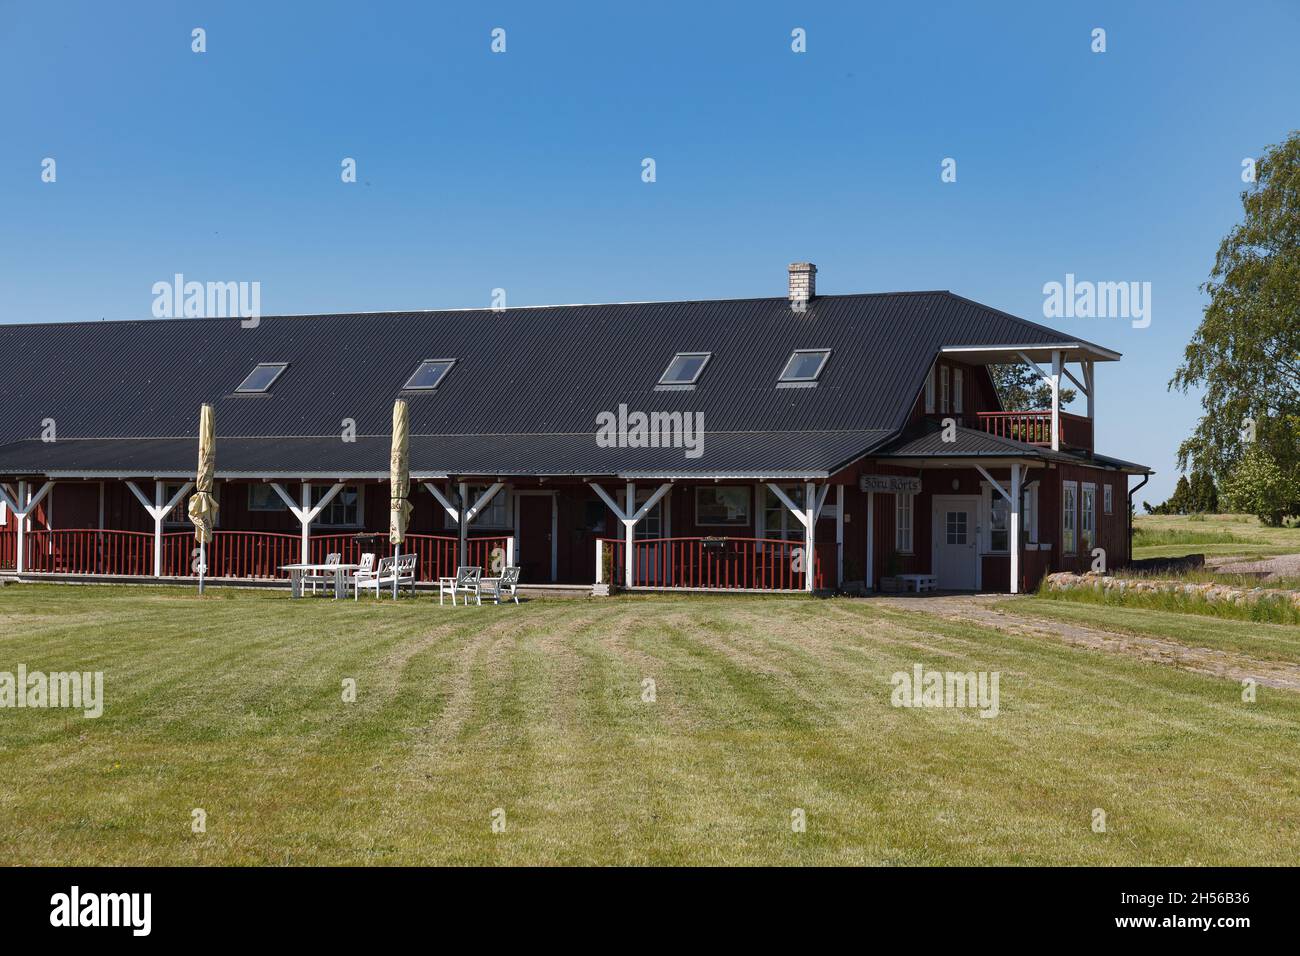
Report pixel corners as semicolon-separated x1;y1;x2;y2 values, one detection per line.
443;483;511;530
1023;481;1039;545
403;359;456;391
658;352;711;387
953;368;964;414
940;366;950;413
235;362;288;393
694;485;750;527
896;492;914;554
778;348;831;385
1103;483;1113;514
982;483;1010;554
313;484;363;528
1062;481;1078;554
758;483;804;544
163;481;195;527
248;484;288;512
924;365;935;413
1081;482;1096;554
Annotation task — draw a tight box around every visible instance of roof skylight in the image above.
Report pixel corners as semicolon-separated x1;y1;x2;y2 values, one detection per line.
403;359;456;390
235;363;288;393
778;349;831;385
658;352;711;387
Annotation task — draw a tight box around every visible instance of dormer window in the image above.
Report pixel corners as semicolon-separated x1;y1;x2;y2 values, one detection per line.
235;362;288;393
657;352;711;389
403;359;456;390
777;349;830;387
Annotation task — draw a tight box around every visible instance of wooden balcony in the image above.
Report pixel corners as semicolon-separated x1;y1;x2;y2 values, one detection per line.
975;410;1093;451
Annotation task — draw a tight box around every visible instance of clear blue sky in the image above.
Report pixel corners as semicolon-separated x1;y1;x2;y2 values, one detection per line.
2;1;1297;506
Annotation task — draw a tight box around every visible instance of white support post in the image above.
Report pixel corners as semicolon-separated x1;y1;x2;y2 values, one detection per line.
124;479;192;578
300;483;311;564
1010;464;1023;594
804;482;816;593
866;491;875;591
458;481;469;569
595;538;604;584
16;480;26;574
154;481;164;577
625;482;636;586
835;484;844;588
270;480;346;566
505;536;514;569
1050;349;1062;451
1084;360;1094;421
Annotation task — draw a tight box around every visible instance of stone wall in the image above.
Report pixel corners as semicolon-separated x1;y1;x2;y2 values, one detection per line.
1044;572;1300;609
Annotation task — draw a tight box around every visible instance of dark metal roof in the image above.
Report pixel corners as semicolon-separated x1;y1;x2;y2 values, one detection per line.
877;425;1151;473
0;430;894;479
0;292;1120;476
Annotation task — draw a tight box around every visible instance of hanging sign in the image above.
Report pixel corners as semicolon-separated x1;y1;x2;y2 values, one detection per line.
859;475;921;494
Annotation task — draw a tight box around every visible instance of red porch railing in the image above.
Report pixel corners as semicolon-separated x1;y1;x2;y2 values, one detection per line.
1;528;513;582
600;537;830;591
975;410;1093;450
0;529;17;571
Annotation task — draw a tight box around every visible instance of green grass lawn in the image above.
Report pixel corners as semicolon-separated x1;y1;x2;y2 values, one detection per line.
2;584;1298;865
1133;513;1300;560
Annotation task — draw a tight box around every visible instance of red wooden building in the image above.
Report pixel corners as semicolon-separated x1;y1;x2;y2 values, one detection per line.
0;263;1149;593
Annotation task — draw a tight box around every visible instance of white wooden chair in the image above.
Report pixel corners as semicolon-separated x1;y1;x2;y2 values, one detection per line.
482;566;521;605
304;552;342;595
348;553;378;599
438;566;482;606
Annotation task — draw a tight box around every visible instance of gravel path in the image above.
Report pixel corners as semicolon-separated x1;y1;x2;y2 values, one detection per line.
1207;552;1300;580
874;593;1300;692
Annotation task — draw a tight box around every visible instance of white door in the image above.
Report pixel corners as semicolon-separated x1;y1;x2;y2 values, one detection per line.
932;495;978;590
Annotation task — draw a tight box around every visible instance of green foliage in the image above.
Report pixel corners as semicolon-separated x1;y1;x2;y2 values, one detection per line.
1170;130;1300;492
989;364;1076;410
1036;574;1300;625
1144;470;1220;515
1221;445;1300;526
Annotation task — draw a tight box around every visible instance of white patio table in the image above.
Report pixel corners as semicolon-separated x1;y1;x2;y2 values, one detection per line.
281;563;361;599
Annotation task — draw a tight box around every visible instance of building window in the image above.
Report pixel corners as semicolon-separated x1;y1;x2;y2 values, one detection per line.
163;482;195;527
940;366;950;413
235;363;288;393
896;493;914;553
313;485;362;528
953;368;964;414
1104;483;1113;514
761;485;803;542
945;510;968;545
696;486;750;526
778;349;831;384
659;352;711;386
924;366;935;413
1023;483;1037;544
403;359;455;390
1062;481;1078;554
989;494;1009;552
634;490;664;540
1081;483;1096;553
248;484;288;512
443;484;510;529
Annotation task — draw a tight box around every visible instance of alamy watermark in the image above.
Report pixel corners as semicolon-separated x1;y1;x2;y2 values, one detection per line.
891;664;1000;718
596;404;704;459
1042;274;1150;329
152;273;261;328
1;665;103;718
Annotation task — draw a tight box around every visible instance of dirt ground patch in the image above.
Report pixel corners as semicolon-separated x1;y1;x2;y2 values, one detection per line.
873;593;1300;692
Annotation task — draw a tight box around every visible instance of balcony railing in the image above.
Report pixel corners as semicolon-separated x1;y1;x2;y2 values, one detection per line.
975;410;1093;450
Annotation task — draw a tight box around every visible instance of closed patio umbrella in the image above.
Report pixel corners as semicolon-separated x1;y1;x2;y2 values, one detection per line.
389;399;412;597
187;403;219;594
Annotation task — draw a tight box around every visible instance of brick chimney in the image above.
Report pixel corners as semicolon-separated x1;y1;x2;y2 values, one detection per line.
788;262;816;309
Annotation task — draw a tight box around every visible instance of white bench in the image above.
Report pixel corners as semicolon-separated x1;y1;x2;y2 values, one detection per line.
897;574;938;593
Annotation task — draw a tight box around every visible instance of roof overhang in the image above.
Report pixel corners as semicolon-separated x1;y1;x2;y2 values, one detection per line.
875;456;1045;469
940;342;1121;364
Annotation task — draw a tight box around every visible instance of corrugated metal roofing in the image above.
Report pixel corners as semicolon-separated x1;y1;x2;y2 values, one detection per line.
0;291;1121;475
0;430;895;479
878;425;1151;473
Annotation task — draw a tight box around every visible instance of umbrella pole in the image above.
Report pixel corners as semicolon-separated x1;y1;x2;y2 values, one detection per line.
393;544;399;599
198;540;206;595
